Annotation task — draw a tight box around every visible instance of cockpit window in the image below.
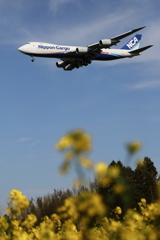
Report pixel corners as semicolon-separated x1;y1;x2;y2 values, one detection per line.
26;42;30;44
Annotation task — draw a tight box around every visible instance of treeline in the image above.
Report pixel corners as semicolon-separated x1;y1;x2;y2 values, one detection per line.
26;157;159;225
98;157;158;219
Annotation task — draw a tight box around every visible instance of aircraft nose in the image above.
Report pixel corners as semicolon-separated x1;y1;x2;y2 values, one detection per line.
18;46;23;52
18;44;28;53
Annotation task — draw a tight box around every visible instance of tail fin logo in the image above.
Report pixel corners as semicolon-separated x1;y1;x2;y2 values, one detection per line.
126;37;138;49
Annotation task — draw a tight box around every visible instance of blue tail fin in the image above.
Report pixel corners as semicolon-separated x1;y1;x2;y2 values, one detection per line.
121;34;142;50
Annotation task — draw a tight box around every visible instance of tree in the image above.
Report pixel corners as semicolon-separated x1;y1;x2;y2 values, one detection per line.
97;158;158;218
97;160;135;218
27;189;73;225
134;157;158;205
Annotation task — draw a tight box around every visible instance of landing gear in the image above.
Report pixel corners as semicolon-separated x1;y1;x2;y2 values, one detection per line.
83;58;91;67
31;56;35;62
83;61;91;67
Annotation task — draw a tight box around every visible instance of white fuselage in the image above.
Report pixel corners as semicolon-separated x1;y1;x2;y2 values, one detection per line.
18;42;133;61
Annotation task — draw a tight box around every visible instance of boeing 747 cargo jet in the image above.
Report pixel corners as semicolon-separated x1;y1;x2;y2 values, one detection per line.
18;26;153;71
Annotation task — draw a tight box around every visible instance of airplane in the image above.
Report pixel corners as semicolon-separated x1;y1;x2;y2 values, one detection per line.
18;26;153;71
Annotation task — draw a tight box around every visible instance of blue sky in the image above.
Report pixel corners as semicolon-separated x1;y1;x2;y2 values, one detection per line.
0;0;160;212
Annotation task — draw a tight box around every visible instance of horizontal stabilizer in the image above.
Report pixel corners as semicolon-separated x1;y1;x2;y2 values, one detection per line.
130;45;153;54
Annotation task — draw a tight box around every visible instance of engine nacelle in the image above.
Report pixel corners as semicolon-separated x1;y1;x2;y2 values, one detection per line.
56;61;67;68
99;39;112;48
76;47;88;54
64;64;74;71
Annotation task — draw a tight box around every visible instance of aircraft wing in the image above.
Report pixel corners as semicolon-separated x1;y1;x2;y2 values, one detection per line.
111;26;146;43
87;26;146;50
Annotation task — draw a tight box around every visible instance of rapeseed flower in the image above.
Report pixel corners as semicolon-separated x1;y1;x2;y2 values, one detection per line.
22;214;37;229
95;162;108;179
126;141;142;154
80;157;93;169
1;131;160;240
56;129;92;153
7;189;29;216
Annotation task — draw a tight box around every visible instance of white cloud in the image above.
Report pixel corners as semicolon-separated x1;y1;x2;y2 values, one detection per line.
31;140;41;146
127;80;160;90
48;9;136;45
18;138;32;142
48;0;75;12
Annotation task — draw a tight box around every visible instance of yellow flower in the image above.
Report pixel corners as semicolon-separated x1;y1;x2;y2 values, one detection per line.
108;219;121;232
7;189;29;215
113;183;125;194
95;162;108;179
0;215;9;231
114;206;122;215
55;136;73;150
58;197;78;222
55;129;92;153
141;198;146;205
78;192;106;218
95;164;120;187
80;157;93;169
136;158;144;166
72;131;91;152
72;178;83;188
62;219;77;232
50;214;61;231
59;162;70;174
108;166;120;179
22;214;37;229
126;141;142;154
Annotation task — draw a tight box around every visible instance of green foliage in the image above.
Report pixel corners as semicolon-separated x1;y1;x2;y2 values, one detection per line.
97;157;158;218
134;157;158;204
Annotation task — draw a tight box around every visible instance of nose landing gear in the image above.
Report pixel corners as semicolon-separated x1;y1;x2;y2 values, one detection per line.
31;56;35;62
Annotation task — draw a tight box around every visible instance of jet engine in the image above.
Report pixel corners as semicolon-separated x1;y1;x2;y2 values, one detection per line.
56;61;67;68
76;47;88;54
99;39;112;48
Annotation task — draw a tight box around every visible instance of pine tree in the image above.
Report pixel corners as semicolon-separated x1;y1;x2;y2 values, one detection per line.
134;157;158;205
